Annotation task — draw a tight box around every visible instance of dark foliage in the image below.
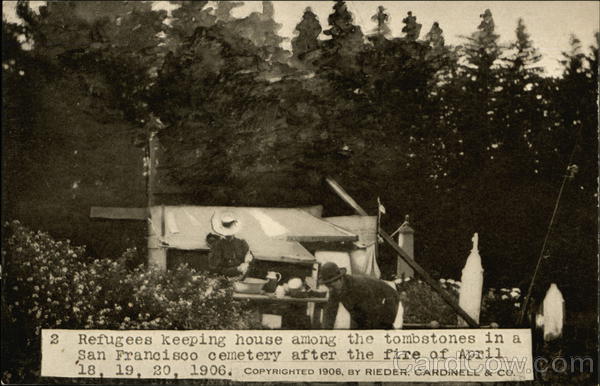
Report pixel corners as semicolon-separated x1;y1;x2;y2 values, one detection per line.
2;0;597;324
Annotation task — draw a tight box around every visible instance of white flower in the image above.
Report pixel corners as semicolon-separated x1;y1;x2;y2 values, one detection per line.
204;286;214;297
501;294;509;300
514;302;521;308
439;278;446;283
447;279;455;284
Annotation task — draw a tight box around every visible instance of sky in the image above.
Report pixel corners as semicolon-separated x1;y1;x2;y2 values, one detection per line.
3;1;599;75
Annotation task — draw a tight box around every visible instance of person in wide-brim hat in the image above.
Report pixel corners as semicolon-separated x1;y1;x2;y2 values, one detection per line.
211;210;242;236
207;210;251;277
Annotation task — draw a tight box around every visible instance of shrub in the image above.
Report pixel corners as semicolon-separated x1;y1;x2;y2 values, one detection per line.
395;277;521;326
1;221;260;383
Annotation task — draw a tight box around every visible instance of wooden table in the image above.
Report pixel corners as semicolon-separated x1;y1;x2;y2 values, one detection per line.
233;292;329;328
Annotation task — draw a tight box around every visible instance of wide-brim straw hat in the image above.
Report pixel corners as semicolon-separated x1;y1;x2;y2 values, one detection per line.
211;210;242;236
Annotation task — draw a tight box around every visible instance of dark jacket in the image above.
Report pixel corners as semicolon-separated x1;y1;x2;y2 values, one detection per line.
324;274;400;329
208;237;249;277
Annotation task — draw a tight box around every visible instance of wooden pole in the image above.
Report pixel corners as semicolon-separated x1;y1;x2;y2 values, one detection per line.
146;131;156;208
375;199;381;263
325;177;479;328
147;131;167;270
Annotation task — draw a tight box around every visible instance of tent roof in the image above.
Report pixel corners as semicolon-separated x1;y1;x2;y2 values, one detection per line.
149;206;357;264
323;216;377;246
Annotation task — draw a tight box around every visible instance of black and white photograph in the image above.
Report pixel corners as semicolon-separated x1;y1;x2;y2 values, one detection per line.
1;0;598;384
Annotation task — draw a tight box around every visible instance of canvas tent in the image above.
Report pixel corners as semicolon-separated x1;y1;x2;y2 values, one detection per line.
145;205;357;269
323;215;381;278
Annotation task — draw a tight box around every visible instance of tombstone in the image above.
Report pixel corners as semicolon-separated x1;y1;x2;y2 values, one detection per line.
541;283;565;341
458;233;484;326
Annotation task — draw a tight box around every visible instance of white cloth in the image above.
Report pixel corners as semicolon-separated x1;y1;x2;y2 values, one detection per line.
316;251;352;329
384;280;403;329
350;244;381;278
393;301;404;329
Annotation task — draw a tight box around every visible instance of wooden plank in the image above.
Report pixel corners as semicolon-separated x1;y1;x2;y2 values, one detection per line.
325;177;368;216
90;206;147;220
253;255;316;265
285;234;357;242
380;229;479;327
233;292;329;303
325;177;480;328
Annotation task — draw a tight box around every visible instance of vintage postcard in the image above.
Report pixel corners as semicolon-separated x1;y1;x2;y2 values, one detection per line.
2;1;598;384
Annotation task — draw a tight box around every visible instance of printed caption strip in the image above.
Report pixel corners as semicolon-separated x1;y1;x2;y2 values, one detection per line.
42;329;533;382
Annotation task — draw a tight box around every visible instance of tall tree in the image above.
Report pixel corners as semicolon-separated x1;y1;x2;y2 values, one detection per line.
291;7;322;64
401;11;422;42
461;9;502;85
225;1;290;78
323;0;364;55
552;35;598;189
214;1;243;23
425;22;445;49
318;0;365;94
452;9;503;174
168;1;216;41
494;18;544;177
369;6;391;40
505;18;542;73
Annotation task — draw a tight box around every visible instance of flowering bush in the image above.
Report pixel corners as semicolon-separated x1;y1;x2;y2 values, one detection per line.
1;221;260;383
394;277;521;326
480;287;522;326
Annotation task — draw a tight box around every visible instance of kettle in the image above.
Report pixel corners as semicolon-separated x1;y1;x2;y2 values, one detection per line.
264;271;282;293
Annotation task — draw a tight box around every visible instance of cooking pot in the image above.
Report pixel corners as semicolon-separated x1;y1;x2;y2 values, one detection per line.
233;278;268;294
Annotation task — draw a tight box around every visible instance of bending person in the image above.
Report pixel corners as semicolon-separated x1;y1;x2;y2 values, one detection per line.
320;262;400;329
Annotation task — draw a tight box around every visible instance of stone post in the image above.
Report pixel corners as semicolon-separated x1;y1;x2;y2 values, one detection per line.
397;215;415;278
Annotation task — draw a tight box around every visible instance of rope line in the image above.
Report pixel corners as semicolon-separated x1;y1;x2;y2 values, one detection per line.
517;132;580;325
